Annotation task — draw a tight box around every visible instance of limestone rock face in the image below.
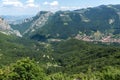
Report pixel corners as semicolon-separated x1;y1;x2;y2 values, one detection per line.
0;17;11;30
0;17;22;37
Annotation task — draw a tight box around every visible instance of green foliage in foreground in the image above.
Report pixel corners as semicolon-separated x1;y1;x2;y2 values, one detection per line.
0;58;46;80
0;58;120;80
71;66;120;80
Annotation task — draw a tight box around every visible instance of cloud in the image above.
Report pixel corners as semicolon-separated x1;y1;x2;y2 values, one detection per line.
26;0;34;3
43;1;59;6
26;0;39;8
2;0;23;7
26;3;38;8
1;0;39;8
50;1;59;6
0;0;40;15
43;2;49;5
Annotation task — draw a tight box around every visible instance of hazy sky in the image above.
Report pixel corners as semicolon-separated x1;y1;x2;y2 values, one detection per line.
0;0;120;15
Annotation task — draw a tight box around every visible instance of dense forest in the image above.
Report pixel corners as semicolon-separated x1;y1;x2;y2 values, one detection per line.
0;33;120;80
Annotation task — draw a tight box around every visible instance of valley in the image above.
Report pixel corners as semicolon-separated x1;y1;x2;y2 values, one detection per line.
0;4;120;80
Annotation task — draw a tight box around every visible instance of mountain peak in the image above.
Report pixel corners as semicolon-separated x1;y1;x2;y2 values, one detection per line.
36;11;52;17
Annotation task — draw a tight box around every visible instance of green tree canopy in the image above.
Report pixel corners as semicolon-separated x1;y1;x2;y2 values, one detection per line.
0;57;46;80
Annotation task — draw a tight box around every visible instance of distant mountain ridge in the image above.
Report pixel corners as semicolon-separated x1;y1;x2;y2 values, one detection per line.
1;15;33;24
11;4;120;42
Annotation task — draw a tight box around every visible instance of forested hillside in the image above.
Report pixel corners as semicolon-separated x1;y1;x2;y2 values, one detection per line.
0;33;120;79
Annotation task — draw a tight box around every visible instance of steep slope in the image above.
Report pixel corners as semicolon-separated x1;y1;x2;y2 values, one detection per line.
11;4;120;40
0;17;22;37
38;5;120;39
11;11;53;35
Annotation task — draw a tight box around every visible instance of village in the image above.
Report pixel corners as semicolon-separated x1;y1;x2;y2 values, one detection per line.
75;34;120;43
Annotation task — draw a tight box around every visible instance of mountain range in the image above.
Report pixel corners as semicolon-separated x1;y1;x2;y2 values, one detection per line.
9;4;120;42
0;4;120;42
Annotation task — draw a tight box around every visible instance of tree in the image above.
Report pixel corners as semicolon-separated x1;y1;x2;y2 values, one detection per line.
0;57;46;80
